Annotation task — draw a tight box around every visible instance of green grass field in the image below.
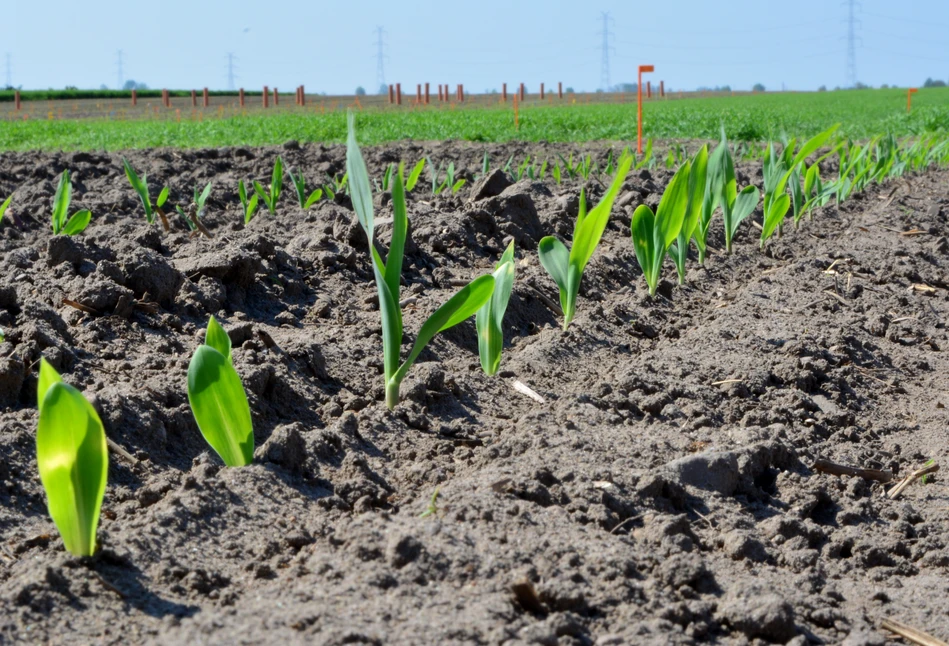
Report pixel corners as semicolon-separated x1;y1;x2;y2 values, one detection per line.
2;88;947;151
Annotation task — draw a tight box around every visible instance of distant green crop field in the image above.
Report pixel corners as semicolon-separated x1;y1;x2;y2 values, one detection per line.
2;88;947;151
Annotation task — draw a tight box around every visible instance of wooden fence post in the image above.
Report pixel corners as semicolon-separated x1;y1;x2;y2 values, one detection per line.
558;82;563;99
191;90;197;107
417;84;422;104
273;88;279;105
239;88;245;107
502;83;508;102
540;83;545;100
660;80;665;98
646;81;652;99
131;89;137;107
14;90;20;110
388;84;394;104
396;83;402;105
263;86;269;108
203;87;209;107
425;82;430;104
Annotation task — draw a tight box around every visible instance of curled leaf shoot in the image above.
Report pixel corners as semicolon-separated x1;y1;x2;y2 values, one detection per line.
346;113;495;410
476;240;516;375
51;170;91;236
253;156;283;215
538;152;632;329
122;158;155;224
289;168;323;208
239;179;260;224
187;316;254;466
36;358;108;557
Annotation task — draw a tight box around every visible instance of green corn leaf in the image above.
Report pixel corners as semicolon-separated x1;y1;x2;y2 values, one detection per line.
392;274;495;388
538;236;570;314
539;159;548;179
0;195;12;225
63;210;91;236
290;169;307;207
187;344;254;467
157;186;169;208
552;163;562;185
252;180;273;214
37;356;62;409
570;153;632;272
244;194;259;224
730;185;760;241
52;170;72;234
476;241;516;375
406;159;426;192
671;146;708;282
271;156;283;203
575;188;588;230
655;161;691;250
303;189;323;209
122;158;153;224
761;193;791;246
385;171;408;307
239;179;248;206
451;179;466;194
346;113;374;243
631;204;659;295
36;359;107;557
205;316;232;362
382;164;393;192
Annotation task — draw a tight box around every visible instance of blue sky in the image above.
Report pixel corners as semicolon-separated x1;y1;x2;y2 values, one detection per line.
7;0;949;93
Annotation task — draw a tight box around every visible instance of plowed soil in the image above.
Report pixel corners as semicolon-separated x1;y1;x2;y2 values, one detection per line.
1;141;947;645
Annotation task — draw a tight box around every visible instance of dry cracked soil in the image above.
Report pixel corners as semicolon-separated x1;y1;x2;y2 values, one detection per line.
0;139;948;645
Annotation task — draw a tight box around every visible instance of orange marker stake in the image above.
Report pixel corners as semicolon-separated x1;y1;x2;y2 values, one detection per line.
637;65;654;154
907;87;918;112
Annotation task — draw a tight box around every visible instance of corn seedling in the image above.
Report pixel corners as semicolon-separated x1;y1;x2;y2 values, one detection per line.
693;137;727;264
552;162;562;185
717;130;760;254
760;124;839;247
289;168;323;209
176;182;212;231
578;154;594;181
557;153;580;179
0;195;12;226
538;151;632;329
419;487;440;518
347;114;495;410
668;145;709;284
634;139;654;171
476;240;516;375
51;170;91;236
253;156;283;215
631;160;691;296
324;173;348;200
239;180;260;224
36;358;108;557
187;316;254;466
123;158;168;225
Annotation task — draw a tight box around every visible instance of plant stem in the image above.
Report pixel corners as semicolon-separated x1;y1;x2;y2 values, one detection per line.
385;381;400;410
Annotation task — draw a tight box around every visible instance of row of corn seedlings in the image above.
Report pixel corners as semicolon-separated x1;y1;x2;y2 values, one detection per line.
20;121;949;557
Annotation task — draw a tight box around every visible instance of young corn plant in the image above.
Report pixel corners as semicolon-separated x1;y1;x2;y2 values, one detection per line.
347;114;495;410
324;173;348;200
476;241;516;375
538;152;632;329
0;195;12;226
239;180;260;224
254;156;283;215
693;137;727;264
717;131;760;254
51;170;92;236
668;145;709;284
122;158;169;225
188;316;254;466
760;124;839;248
289;168;323;209
631;160;691;296
36;358;108;557
176;182;212;231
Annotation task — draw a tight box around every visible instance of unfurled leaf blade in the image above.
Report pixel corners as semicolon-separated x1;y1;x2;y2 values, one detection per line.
187;345;254;467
